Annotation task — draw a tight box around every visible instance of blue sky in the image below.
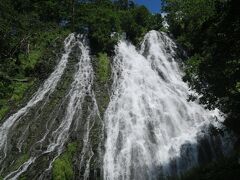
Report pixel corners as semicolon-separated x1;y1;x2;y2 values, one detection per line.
135;0;162;13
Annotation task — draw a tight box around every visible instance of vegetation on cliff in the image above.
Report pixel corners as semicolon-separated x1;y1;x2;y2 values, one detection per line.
163;0;240;179
163;0;240;133
0;0;163;121
52;142;78;180
1;0;239;179
0;1;163;178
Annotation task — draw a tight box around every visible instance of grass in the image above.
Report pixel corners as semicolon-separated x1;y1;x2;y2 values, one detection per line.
96;52;110;83
52;142;78;180
20;50;41;70
0;81;33;122
10;81;34;102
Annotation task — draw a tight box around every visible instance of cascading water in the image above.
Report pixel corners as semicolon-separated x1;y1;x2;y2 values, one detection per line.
0;33;76;161
0;30;234;180
40;35;101;179
0;34;102;180
103;30;233;180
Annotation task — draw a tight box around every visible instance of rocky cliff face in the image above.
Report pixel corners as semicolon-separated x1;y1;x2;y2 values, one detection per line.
0;31;235;180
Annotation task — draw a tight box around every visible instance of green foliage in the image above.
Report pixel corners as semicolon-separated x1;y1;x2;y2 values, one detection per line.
0;1;163;178
52;142;78;180
0;80;34;122
0;26;69;121
96;53;110;83
75;3;121;53
10;82;33;102
163;0;240;133
183;54;202;83
0;1;162;122
75;2;162;53
150;14;165;31
0;106;9;122
163;0;216;39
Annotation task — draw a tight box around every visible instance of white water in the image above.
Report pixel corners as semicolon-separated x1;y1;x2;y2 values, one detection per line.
78;96;101;180
41;35;102;180
39;35;98;178
3;34;101;180
44;35;94;155
4;157;36;180
0;34;76;161
1;30;233;179
103;30;228;180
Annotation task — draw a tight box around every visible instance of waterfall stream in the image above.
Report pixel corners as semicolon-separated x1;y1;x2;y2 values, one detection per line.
0;34;102;180
0;31;234;180
103;30;233;180
0;33;76;161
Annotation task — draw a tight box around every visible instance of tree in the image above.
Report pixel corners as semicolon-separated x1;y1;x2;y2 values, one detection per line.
163;0;240;133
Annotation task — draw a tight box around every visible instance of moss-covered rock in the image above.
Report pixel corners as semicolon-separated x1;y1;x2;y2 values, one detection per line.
0;31;75;178
10;153;30;172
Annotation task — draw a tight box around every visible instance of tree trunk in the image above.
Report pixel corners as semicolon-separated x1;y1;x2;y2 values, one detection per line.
71;0;75;31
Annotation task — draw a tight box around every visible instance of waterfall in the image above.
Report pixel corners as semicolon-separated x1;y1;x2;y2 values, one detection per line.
1;34;102;180
0;30;234;180
103;30;232;180
0;33;76;161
